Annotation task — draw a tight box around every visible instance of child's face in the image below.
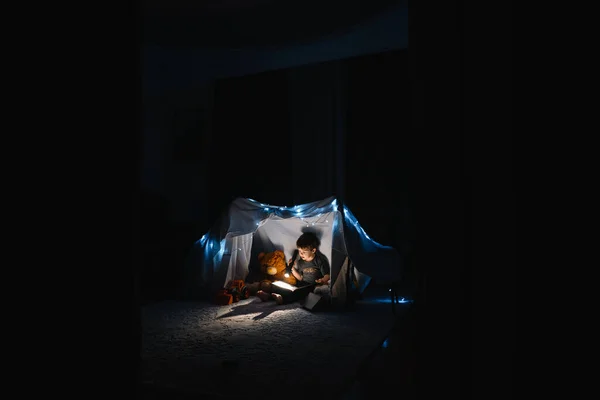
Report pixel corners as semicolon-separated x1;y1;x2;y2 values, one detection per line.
298;247;316;262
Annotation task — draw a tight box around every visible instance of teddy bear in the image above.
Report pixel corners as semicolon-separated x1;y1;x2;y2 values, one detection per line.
257;249;297;287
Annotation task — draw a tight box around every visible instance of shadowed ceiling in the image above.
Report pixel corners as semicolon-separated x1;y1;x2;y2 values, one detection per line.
142;0;405;48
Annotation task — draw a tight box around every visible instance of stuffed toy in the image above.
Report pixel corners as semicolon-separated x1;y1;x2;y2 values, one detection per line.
258;250;297;286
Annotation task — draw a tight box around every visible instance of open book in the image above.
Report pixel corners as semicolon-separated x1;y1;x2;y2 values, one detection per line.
271;280;299;292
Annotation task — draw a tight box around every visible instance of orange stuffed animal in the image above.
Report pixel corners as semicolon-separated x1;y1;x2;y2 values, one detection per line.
258;250;297;286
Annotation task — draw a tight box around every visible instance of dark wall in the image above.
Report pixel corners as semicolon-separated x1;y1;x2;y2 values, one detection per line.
287;60;341;205
209;68;293;212
346;49;413;253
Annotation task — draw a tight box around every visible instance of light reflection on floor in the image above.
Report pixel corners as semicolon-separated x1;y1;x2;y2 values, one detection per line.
361;296;413;304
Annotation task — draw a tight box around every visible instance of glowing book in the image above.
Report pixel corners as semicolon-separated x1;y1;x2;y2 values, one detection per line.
271;280;299;291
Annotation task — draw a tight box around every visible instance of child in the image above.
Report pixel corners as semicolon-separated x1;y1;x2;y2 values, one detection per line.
289;231;330;286
256;232;331;305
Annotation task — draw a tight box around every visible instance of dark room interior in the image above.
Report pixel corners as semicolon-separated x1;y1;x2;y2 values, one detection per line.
135;1;513;399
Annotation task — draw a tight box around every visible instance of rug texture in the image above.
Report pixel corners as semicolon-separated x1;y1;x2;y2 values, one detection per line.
141;296;397;398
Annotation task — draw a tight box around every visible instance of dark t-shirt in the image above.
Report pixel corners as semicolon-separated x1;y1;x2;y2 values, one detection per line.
295;251;330;284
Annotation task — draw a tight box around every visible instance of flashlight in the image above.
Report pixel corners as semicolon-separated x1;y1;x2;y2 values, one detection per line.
286;250;299;278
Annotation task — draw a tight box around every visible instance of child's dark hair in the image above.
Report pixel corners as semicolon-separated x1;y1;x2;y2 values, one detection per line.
296;232;320;249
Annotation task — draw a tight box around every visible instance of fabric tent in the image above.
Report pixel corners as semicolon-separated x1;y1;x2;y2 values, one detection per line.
183;196;402;303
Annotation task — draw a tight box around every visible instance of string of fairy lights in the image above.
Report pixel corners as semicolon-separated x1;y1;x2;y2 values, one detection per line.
196;197;392;270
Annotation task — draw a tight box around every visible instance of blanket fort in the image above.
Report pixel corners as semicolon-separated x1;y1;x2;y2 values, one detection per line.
184;196;403;304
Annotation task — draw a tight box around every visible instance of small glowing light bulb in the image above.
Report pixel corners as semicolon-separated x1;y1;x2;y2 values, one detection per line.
284;273;289;278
